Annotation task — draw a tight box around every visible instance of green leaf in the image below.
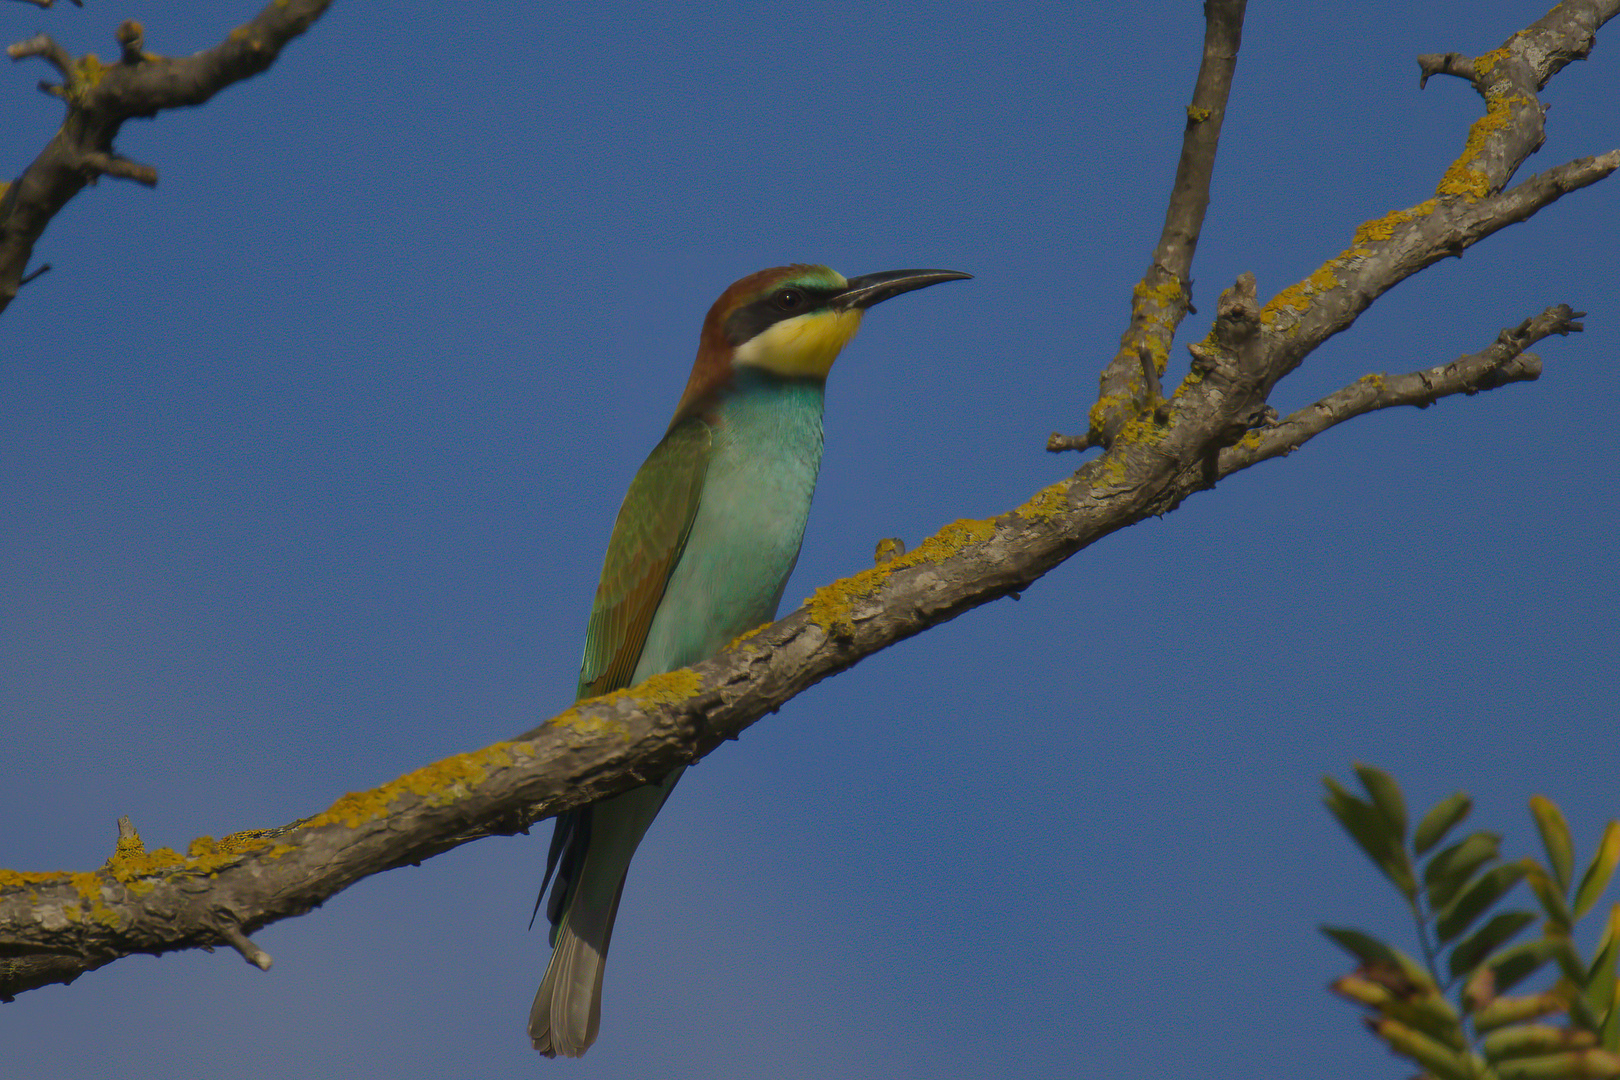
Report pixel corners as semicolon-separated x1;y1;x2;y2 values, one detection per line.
1369;1016;1477;1080
1530;796;1577;895
1529;866;1577;932
1326;776;1417;899
1568;983;1601;1034
1415;792;1473;857
1495;1048;1620;1079
1437;860;1531;944
1450;910;1539;981
1589;958;1617;1030
1474;991;1568;1033
1553;936;1591;987
1589;905;1620;1027
1356;763;1408;841
1320;924;1399;967
1574;823;1620;921
1482;1023;1594;1063
1426;832;1502;911
1485;939;1561;996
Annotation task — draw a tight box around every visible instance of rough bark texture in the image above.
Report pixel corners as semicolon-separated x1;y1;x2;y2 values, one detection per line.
1;0;1615;1002
1083;0;1247;452
0;0;334;314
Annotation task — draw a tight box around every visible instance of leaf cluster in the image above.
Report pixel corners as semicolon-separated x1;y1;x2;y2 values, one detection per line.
1323;765;1620;1080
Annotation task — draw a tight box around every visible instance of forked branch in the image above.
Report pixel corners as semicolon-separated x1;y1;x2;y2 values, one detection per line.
0;1;334;314
1218;305;1586;474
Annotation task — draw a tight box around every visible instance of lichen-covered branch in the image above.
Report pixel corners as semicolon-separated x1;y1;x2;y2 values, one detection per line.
1083;0;1247;451
1;0;1613;1004
1237;0;1618;395
0;1;334;315
1215;305;1585;474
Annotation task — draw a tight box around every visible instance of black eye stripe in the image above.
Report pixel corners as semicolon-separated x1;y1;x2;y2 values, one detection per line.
724;284;840;347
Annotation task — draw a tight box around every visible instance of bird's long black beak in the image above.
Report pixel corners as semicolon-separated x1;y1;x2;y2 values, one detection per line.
832;269;972;311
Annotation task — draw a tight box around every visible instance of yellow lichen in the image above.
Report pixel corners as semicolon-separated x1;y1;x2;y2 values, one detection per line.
618;668;704;706
1187;106;1211;123
1436;71;1524;202
104;832;186;882
1260;252;1356;329
1114;412;1163;448
112;830;144;861
549;668;705;739
68;871;117;925
1016;480;1072;522
1266;265;1338;317
872;537;906;564
1473;47;1510;80
220;829;278;855
1360;372;1387;390
1087;392;1128;436
1085;276;1188;435
724;622;773;651
805;518;997;634
305;740;529;830
0;820;310;920
1093;449;1132;488
0;744;553;911
1134;276;1184;307
548;709;632;738
75;54;107;89
0;868;70;891
1353;199;1440;245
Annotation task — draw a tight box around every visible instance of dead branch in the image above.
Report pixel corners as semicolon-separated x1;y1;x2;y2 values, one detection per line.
0;0;334;314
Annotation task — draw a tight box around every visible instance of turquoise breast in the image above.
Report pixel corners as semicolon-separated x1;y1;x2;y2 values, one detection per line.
632;375;826;681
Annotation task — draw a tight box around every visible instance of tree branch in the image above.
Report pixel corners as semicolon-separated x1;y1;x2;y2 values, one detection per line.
1215;304;1584;474
0;0;334;314
1;0;1613;1005
1075;0;1246;451
1260;1;1611;355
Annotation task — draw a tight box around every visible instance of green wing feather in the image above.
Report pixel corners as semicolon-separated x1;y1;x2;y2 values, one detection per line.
576;417;712;700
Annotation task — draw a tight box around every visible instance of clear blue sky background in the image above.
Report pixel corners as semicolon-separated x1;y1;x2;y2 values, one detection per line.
3;2;1616;1077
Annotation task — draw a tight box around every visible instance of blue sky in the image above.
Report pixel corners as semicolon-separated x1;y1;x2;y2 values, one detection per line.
2;2;1617;1077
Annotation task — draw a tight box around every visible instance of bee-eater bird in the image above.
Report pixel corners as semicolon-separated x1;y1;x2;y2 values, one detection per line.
528;263;970;1058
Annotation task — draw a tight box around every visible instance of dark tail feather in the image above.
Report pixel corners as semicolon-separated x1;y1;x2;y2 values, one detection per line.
529;807;592;933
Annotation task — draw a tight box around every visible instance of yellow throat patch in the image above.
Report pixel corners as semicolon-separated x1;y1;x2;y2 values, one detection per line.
732;308;864;379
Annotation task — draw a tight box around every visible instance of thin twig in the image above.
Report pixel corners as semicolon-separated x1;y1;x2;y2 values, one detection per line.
215;919;273;972
1046;432;1095;454
6;33;73;76
81;151;158;186
1417;51;1475;88
115;21;145;66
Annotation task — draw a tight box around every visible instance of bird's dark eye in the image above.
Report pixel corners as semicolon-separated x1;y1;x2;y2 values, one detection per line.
772;288;805;312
